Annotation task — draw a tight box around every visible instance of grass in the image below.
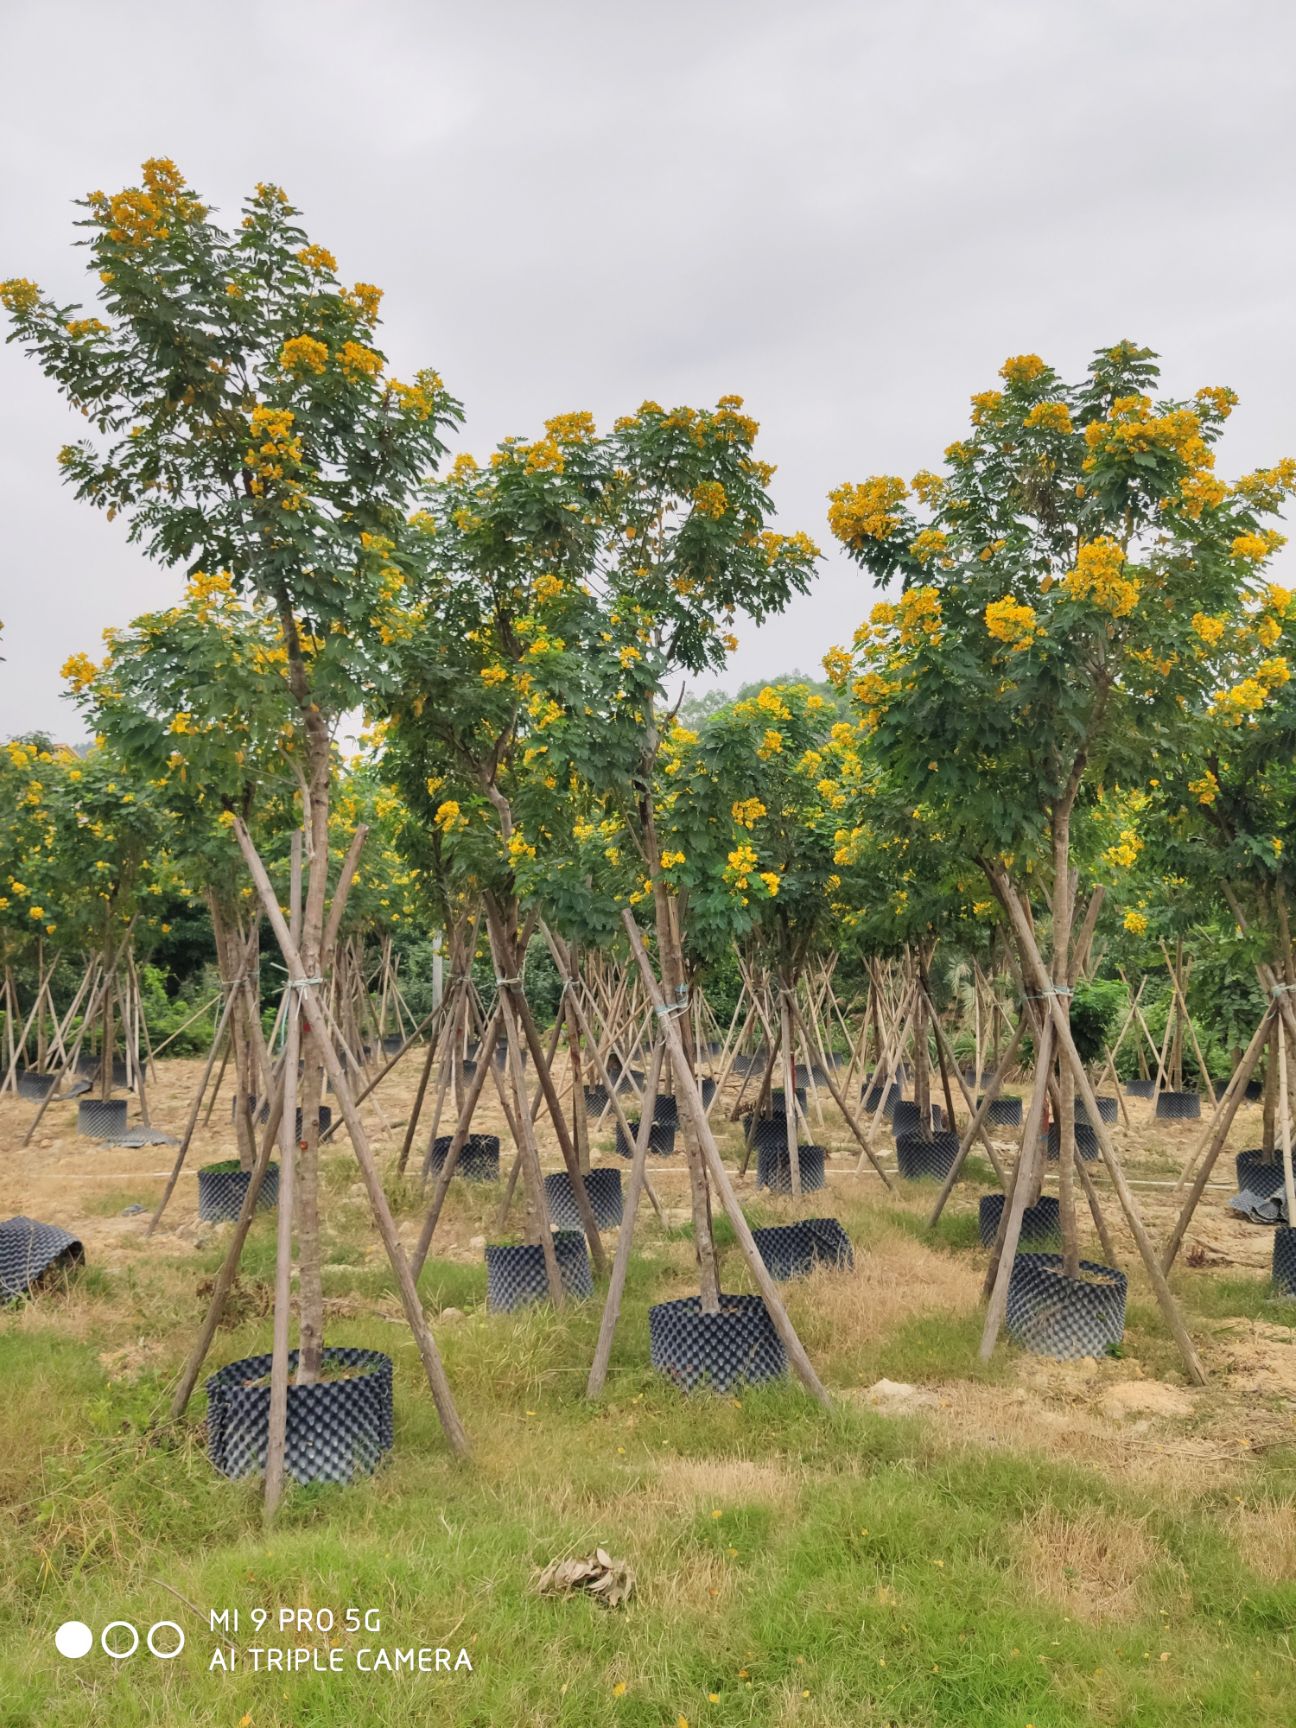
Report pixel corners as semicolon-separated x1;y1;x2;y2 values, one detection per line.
4;1124;1296;1723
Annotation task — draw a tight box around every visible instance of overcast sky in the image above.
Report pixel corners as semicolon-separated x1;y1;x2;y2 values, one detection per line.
2;0;1293;740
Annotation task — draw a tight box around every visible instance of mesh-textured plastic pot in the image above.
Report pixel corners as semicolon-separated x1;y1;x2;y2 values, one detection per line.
1005;1253;1127;1360
485;1231;592;1311
544;1167;623;1230
1243;1079;1264;1103
582;1083;610;1118
1046;1122;1099;1162
980;1095;1023;1127
743;1113;796;1155
381;1034;404;1056
892;1100;945;1138
0;1216;85;1302
1078;1096;1118;1125
1235;1149;1287;1201
230;1093;259;1122
77;1097;127;1138
978;1193;1061;1250
607;1067;643;1095
1156;1090;1201;1121
895;1130;960;1182
614;1118;675;1158
755;1141;826;1194
1273;1228;1296;1297
699;1077;717;1108
730;1053;768;1078
861;1080;902;1114
198;1161;280;1222
255;1103;333;1136
205;1346;393;1484
769;1087;807;1112
651;1094;679;1127
750;1217;853;1280
425;1132;500;1183
16;1071;58;1101
77;1053;130;1087
1125;1078;1155;1099
649;1292;786;1392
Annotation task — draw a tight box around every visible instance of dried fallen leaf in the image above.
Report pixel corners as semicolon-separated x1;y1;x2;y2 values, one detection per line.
535;1547;635;1609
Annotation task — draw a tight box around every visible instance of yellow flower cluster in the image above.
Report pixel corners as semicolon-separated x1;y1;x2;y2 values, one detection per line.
1195;386;1237;419
1123;910;1148;935
755;686;789;720
434;799;466;832
757;529;820;566
1190;612;1226;647
0;278;41;316
1187;770;1219;806
822;646;852;687
970;390;1003;425
1211;677;1272;722
388;369;442;420
1064;537;1139;618
984;596;1038;649
1023;400;1072;434
759;871;780;896
731;798;767;828
1000;354;1047;385
280;334;329;375
911;469;945;506
296;244;337;273
245;406;304;508
909;528;950;567
726;842;758;892
660;850;686;871
692;480;729;519
827;476;908;548
339;340;383;378
60;651;99;692
544;410;596;444
1083;395;1211;480
1103;828;1142;870
757;729;783;759
898;585;942;646
1231;529;1286;564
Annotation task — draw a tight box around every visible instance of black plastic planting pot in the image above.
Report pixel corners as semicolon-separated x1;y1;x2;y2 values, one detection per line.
750;1217;853;1280
743;1112;794;1154
485;1231;592;1311
978;1193;1061;1250
253;1103;333;1136
755;1141;826;1194
1235;1149;1287;1201
16;1070;58;1101
730;1053;768;1077
77;1053;130;1087
1156;1090;1201;1121
651;1094;679;1127
649;1292;786;1392
1243;1079;1264;1103
1077;1096;1118;1125
582;1083;610;1117
0;1215;84;1302
892;1101;946;1139
206;1346;393;1484
1005;1253;1127;1359
895;1130;960;1182
768;1086;807;1112
1047;1122;1099;1162
861;1080;902;1114
198;1160;280;1223
425;1133;500;1184
544;1167;623;1230
1273;1228;1296;1297
381;1034;404;1056
699;1077;717;1108
614;1118;675;1159
980;1095;1023;1127
1125;1078;1155;1099
77;1097;127;1138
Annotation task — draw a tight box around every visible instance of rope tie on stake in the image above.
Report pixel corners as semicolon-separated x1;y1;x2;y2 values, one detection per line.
1270;983;1296;996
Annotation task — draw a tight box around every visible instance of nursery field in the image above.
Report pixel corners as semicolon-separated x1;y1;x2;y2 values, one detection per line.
2;1054;1294;1728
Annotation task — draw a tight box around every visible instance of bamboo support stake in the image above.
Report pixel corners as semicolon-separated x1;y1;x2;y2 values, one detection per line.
233;818;470;1458
622;911;830;1409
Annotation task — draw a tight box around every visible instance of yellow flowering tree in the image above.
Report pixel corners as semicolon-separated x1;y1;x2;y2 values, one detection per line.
2;159;462;1382
827;343;1295;1275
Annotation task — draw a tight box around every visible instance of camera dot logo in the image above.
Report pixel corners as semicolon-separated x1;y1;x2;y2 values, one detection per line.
54;1622;94;1660
53;1619;185;1660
